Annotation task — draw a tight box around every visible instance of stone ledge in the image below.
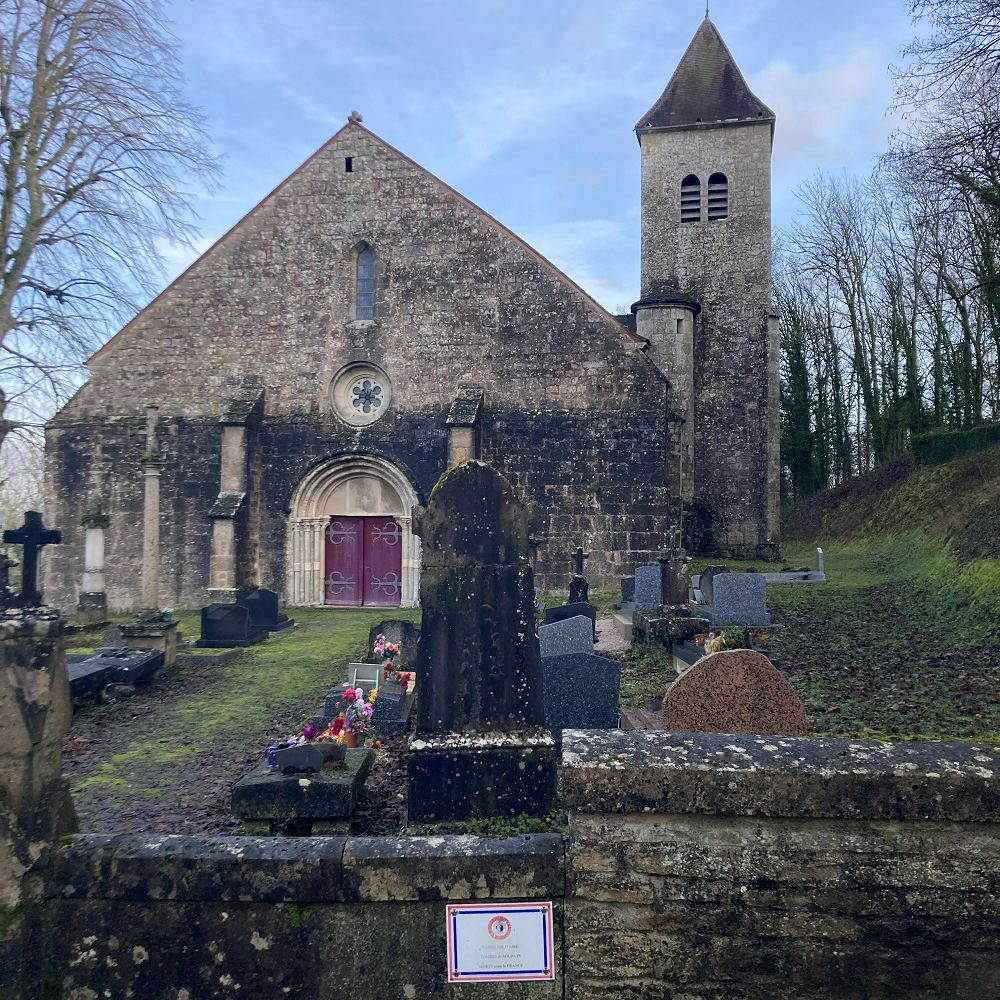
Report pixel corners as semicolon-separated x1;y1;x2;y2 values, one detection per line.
342;833;564;901
50;833;566;904
560;730;999;823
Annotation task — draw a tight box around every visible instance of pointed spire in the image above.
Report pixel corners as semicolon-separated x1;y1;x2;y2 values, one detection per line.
636;19;774;132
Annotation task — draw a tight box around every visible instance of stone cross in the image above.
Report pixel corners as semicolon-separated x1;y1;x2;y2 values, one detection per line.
2;511;61;606
573;546;590;576
569;545;591;605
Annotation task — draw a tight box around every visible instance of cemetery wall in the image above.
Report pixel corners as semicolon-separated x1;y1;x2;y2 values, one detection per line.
26;833;565;998
561;730;1000;999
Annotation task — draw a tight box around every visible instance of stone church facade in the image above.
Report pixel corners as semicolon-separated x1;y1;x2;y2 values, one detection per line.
44;19;779;612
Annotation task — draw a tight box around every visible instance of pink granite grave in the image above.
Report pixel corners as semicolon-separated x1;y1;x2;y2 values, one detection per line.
661;649;808;736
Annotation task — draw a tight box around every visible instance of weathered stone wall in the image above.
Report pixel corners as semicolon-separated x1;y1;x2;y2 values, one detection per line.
640;120;778;554
28;833;564;999
45;402;669;609
561;730;1000;999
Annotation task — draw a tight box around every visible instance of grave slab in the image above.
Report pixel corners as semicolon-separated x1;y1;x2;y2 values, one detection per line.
232;748;373;822
538;615;594;659
661;649;808;736
371;680;415;738
542;652;620;748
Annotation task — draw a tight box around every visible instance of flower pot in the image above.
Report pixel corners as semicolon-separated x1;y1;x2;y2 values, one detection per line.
344;733;359;748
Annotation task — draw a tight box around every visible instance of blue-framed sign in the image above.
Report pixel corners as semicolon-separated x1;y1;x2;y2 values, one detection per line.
446;901;555;983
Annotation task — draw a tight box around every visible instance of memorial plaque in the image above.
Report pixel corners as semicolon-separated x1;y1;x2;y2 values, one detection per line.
446;901;555;983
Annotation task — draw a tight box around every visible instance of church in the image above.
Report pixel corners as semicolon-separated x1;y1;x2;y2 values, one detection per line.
44;18;780;612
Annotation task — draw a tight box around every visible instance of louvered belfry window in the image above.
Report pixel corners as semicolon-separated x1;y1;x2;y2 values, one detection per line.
680;174;701;223
708;172;729;221
356;246;375;320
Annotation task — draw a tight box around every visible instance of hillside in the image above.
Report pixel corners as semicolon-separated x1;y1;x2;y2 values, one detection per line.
783;445;1000;562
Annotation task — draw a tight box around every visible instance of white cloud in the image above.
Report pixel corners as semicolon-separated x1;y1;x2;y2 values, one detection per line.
751;44;897;169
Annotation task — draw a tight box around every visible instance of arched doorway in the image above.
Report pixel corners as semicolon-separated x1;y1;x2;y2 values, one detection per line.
287;455;421;607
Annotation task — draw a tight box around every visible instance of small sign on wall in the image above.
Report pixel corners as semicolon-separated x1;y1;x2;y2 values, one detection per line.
446;901;555;983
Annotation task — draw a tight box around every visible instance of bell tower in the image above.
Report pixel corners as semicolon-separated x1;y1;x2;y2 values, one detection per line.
633;17;779;556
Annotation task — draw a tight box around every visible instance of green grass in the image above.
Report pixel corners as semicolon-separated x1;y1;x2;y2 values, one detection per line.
68;607;421;800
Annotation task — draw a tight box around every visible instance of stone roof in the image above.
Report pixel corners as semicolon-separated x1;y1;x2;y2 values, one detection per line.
636;18;774;133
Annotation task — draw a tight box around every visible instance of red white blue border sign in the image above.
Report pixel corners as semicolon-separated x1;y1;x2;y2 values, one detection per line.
446;901;555;983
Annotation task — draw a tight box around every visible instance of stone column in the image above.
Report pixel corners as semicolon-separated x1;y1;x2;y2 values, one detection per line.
141;459;163;610
0;610;78;997
121;407;178;665
76;514;109;624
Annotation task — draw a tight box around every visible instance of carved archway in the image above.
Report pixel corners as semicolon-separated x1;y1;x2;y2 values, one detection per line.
286;455;421;607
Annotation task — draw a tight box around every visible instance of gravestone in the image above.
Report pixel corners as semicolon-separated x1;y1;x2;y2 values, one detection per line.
634;564;661;610
66;647;163;702
195;603;268;648
620;577;635;605
542;652;620;748
371;679;415;738
2;510;61;607
347;663;380;693
407;461;557;823
237;587;294;632
542;600;597;640
538;615;593;658
567;546;590;604
661;649;808;736
698;565;730;606
703;573;770;626
367;618;420;669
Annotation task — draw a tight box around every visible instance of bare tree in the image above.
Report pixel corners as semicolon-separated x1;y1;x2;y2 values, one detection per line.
0;0;219;449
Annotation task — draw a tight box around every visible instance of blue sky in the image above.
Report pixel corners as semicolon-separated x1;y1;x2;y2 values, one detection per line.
162;0;915;311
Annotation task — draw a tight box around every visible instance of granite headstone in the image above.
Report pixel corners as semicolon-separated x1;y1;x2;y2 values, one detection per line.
703;573;770;626
542;600;597;639
538;615;594;659
620;576;635;604
697;565;730;606
367;618;420;669
542;651;620;748
634;564;661;610
196;603;267;648
661;649;808;736
237;587;294;632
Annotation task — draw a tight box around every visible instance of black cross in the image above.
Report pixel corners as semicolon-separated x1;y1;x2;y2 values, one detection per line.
3;511;61;607
573;546;590;576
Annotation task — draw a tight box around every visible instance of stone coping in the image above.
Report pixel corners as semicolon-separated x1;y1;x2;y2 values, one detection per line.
50;832;565;904
560;730;999;823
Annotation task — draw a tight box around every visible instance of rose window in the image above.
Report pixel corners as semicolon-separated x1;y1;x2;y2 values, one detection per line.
351;378;384;414
330;362;392;427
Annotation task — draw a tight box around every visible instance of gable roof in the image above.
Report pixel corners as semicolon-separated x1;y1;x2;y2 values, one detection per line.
635;18;774;134
89;120;642;365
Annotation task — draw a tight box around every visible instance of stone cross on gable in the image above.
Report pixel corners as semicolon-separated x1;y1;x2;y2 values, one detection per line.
2;511;61;607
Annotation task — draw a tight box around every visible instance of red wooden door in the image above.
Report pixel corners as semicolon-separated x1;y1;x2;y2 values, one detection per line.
323;515;402;608
324;517;362;606
362;517;403;608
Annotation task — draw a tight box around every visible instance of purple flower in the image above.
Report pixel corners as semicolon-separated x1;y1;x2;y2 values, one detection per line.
302;724;318;741
266;745;279;767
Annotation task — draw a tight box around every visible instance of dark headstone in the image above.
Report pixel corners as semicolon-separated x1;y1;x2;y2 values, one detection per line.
620;577;635;604
542;652;620;748
367;618;420;669
372;680;415;738
272;741;345;775
407;461;557;823
195;603;267;648
538;615;593;658
661;649;808;736
568;575;589;604
67;646;164;701
237;587;294;632
542;600;597;640
698;565;730;606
